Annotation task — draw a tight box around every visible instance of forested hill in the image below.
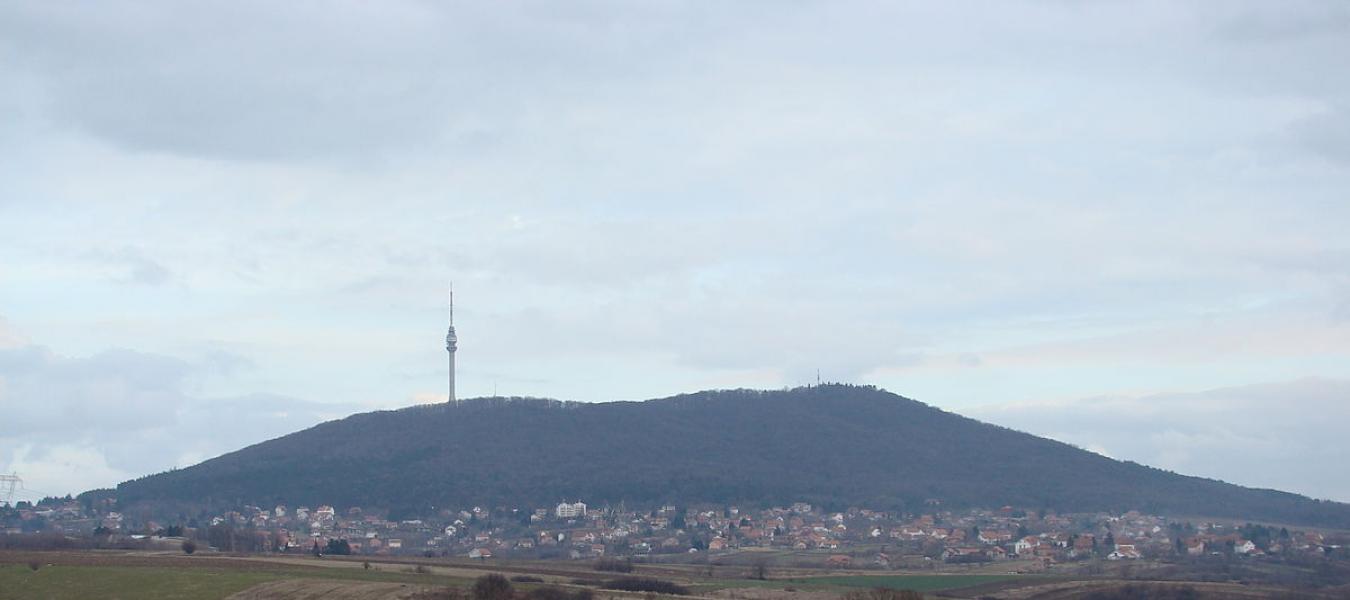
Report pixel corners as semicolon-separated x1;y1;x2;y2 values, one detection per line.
114;384;1350;527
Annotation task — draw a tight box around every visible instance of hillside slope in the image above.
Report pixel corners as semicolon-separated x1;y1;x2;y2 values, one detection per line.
114;385;1350;527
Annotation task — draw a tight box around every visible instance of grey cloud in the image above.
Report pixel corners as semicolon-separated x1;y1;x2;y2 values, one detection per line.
472;276;922;385
966;379;1350;502
0;338;359;498
1214;3;1350;43
0;1;759;162
198;347;257;378
68;246;174;285
0;345;192;436
1336;292;1350;322
1290;107;1350;165
2;2;465;161
100;392;360;471
125;259;171;285
103;248;172;285
484;217;742;287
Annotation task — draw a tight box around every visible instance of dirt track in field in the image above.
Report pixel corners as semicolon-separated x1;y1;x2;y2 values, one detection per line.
219;554;571;581
954;578;1343;599
0;549;478;581
224;579;434;600
709;587;839;600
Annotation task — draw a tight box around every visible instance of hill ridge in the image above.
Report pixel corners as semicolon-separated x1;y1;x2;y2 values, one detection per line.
111;384;1350;528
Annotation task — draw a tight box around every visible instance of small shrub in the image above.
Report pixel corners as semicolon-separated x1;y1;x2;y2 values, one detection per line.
325;538;352;555
364;561;371;570
415;564;431;574
27;560;41;571
181;539;197;554
601;577;690;596
594;557;634;573
473;573;514;600
751;558;771;580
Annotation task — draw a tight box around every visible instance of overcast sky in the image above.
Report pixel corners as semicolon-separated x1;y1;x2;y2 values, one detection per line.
2;1;1349;504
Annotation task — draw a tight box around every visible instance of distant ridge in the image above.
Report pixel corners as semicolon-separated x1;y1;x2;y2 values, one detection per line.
113;384;1350;527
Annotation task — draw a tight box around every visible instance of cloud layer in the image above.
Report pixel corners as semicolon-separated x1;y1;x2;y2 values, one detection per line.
1;2;1349;499
0;338;358;502
968;379;1350;502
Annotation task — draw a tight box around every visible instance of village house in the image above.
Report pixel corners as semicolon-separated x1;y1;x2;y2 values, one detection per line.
1186;538;1206;556
1108;542;1141;560
1014;535;1040;555
555;501;587;519
978;529;1010;544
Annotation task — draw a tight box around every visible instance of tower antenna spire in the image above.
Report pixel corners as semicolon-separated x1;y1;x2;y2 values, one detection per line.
446;282;458;403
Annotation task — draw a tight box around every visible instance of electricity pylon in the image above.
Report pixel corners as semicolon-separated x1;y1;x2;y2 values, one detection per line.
0;473;20;506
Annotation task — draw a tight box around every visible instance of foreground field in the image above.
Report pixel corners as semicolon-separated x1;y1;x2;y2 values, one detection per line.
0;564;278;600
3;550;1346;600
784;574;1015;592
224;579;433;600
0;550;1026;600
0;552;458;600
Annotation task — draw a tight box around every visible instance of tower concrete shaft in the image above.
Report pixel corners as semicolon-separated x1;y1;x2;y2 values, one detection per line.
446;286;457;403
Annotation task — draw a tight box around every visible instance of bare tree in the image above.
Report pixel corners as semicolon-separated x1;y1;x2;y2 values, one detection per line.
752;557;770;580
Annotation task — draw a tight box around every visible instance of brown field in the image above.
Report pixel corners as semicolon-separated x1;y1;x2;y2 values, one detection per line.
2;549;338;570
3;549;1346;599
941;577;1346;599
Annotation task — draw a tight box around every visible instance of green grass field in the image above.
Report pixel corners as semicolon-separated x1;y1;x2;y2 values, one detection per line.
0;564;282;600
0;552;1024;600
0;561;470;600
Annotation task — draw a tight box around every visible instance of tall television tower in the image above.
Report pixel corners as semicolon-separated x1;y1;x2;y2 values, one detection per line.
446;284;458;403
